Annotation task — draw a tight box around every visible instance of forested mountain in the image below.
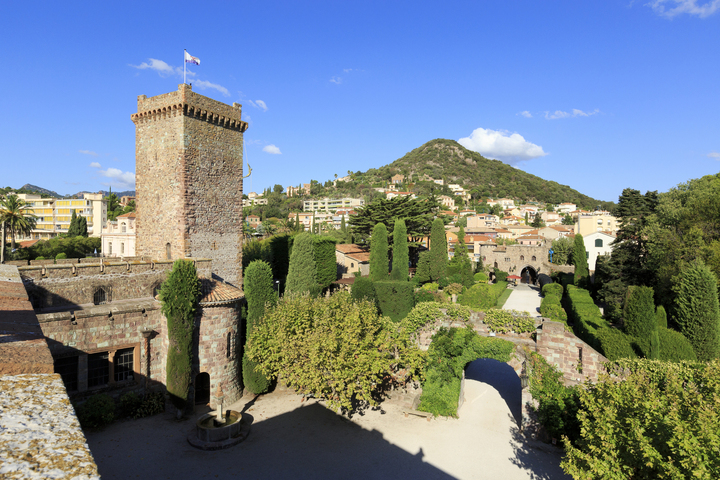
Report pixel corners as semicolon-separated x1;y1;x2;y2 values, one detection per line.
333;139;613;210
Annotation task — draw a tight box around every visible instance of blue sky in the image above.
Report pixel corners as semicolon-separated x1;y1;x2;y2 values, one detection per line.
2;0;719;202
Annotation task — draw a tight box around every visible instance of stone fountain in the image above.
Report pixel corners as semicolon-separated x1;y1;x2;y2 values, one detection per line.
187;386;251;450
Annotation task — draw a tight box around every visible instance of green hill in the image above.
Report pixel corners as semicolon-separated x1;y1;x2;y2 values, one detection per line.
354;139;611;209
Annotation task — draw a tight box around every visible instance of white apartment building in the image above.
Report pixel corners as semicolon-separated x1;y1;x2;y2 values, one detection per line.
303;197;365;213
15;193;107;240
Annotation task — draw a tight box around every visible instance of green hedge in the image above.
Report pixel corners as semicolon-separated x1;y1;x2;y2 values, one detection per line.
374;281;415;322
542;282;563;297
474;272;488;283
483;309;536;334
313;236;338;291
595;327;638;361
658;327;698;362
459;281;508;310
76;393;115;428
351;277;377;307
494;270;508;282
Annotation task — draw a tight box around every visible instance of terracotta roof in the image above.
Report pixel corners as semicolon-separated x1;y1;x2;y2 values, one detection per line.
18;239;40;249
346;251;370;263
336;243;366;254
199;278;244;306
116;212;136;218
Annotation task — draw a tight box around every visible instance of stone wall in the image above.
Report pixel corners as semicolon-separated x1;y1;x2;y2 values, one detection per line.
19;259;211;309
535;320;607;384
133;84;247;286
479;244;575;279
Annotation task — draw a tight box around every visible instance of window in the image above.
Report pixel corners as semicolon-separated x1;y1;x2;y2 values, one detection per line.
93;287;107;305
520;255;525;261
55;356;78;392
121;243;125;255
114;348;134;382
532;256;536;262
595;239;603;247
166;243;172;260
108;242;112;255
226;332;232;358
121;223;126;233
88;352;109;387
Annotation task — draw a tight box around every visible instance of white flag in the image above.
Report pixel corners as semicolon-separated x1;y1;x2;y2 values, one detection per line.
185;51;200;66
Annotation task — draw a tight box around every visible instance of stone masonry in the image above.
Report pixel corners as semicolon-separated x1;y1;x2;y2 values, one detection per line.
132;84;248;286
479;244;575;280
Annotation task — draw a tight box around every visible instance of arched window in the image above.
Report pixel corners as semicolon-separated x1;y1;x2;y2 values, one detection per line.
595;239;603;247
93;287;107;305
152;282;163;298
166;243;172;260
520;255;525;261
531;256;536;262
195;373;210;405
121;222;126;233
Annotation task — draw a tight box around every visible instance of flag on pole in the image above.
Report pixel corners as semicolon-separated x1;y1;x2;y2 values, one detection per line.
185;51;200;66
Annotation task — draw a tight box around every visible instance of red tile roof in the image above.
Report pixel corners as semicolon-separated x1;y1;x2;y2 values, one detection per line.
199;279;245;306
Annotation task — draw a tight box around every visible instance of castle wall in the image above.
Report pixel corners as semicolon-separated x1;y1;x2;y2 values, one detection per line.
132;84;247;286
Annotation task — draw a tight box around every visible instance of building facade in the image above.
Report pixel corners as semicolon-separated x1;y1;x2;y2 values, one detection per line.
303;197;365;213
101;212;136;258
14;193;107;240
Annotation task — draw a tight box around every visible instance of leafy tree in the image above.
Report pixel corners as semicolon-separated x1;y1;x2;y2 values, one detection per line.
242;260;276;394
285;233;319;297
594;254;627;324
562;359;720;479
561;214;574;225
672;260;720;361
572;234;589;288
159;260;201;413
550;237;573;265
429;218;447;282
246;292;425;412
390;219;409;281
623;286;658;358
350;195;439;246
449;224;473;287
369;223;389;281
0;194;37;250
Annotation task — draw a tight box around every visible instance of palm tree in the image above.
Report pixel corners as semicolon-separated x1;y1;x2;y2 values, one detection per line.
0;194;37;251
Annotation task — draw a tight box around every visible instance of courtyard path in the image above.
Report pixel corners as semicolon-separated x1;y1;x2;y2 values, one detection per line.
502;283;542;316
86;381;569;480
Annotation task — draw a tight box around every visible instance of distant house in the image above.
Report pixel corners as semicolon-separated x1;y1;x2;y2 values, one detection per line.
246;215;261;228
583;231;616;272
518;234;544;246
335;244;371;278
101;212;136;258
390;174;405;185
438;195;455;210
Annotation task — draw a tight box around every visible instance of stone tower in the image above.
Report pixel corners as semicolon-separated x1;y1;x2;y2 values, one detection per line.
131;84;248;285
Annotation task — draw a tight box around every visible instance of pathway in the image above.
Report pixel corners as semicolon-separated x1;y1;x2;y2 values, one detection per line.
502;283;542;316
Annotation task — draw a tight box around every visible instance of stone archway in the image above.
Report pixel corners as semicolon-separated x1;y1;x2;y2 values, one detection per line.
462;358;522;426
520;265;538;285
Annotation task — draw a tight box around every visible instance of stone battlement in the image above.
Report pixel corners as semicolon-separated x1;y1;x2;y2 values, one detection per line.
18;258;212;281
131;84;248;132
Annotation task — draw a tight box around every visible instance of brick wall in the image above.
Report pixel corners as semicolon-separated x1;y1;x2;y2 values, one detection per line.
535;320;607;384
133;84;247;286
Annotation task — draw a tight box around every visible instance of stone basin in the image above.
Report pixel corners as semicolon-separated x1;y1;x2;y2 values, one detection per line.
188;410;250;450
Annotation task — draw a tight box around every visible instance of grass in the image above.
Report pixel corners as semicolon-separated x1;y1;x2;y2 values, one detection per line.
493;282;512;308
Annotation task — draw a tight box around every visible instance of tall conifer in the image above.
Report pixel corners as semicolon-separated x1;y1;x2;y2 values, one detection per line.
572;234;589;288
370;223;389;281
429;218;447;281
391;219;409;281
243;260;276;393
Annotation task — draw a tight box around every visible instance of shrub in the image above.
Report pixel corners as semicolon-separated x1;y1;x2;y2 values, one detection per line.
77;393;115;428
656;305;668;329
313;236;337;291
658;328;698;362
369;223;389;281
55;252;67;260
494;270;508;283
483;309;535;334
421;282;439;291
390;218;409;281
474;272;488;283
445;283;463;295
134;392;165;418
402;302;443;333
374;281;415;322
527;353;581;444
351;276;377;307
541;282;563;297
623;286;658;358
35;256;46;260
414;289;435;304
595;327;637;360
540;291;567;324
458;283;495;310
119;392;142;418
566;285;613;355
285;233;319;297
269;234;292;293
243;260;276;394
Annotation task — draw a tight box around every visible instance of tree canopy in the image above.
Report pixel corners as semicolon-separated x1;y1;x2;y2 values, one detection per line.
349;195;439;246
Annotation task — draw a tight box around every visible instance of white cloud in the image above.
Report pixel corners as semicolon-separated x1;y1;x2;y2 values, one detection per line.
518;111;533;118
544;108;600;120
330;76;342;84
193;79;230;97
129;58;177;77
79;150;99;157
98;167;136;188
89;162;101;168
647;0;720;18
248;99;268;112
708;152;720;159
263;145;282;155
458;128;547;165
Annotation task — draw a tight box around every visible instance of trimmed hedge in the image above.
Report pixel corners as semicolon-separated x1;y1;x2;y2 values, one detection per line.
542;282;564;297
540;285;568;324
374;281;415;322
595;327;638;361
474;272;488;283
658;327;698;362
351;277;377;307
494;270;508;283
313;236;338;291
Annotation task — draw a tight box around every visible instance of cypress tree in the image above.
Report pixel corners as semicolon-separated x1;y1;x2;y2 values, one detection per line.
414;251;432;284
285;233;318;297
655;305;667;329
672;260;720;361
390;219;409;281
78;216;88;237
370;223;389;281
242;260;276;394
624;286;658;358
572;234;589;288
160;260;201;413
313;236;337;291
429;218;447;282
67;210;80;237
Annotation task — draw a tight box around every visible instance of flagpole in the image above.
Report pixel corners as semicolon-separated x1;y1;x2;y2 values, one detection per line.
184;49;186;85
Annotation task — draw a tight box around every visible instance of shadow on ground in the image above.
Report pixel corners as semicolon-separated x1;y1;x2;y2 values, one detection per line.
465;358;522;425
508;426;572;480
87;400;455;480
